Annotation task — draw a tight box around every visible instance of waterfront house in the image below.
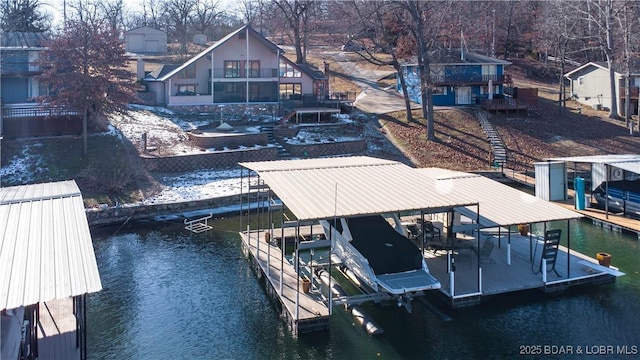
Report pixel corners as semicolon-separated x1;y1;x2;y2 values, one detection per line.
0;32;48;104
279;56;328;104
565;62;640;116
124;26;167;54
398;50;511;106
141;25;327;108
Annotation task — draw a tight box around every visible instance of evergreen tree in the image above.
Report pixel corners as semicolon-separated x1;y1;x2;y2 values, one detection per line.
1;0;49;32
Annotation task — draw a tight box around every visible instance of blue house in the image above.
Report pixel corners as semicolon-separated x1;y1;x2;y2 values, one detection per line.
398;50;511;106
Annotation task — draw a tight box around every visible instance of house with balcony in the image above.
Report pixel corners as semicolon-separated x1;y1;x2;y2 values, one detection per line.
565;62;639;117
279;56;328;103
0;32;48;104
141;25;328;109
398;50;511;106
143;25;280;106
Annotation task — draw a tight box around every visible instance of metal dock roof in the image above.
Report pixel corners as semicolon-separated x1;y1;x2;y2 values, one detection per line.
0;180;102;310
240;157;582;225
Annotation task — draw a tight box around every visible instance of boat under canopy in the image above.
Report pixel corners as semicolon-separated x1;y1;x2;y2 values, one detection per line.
321;215;440;295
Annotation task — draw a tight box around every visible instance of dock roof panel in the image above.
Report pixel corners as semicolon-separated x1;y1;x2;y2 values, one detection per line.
0;180;102;310
241;157;582;225
243;158;477;220
418;169;583;227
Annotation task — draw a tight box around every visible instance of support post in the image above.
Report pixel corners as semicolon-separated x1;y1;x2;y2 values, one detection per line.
449;253;455;297
542;258;547;283
507;243;511;265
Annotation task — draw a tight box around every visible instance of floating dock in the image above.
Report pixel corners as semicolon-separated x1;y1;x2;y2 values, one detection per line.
239;230;330;336
424;233;622;308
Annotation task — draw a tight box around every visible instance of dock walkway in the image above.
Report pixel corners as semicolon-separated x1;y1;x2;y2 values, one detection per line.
239;230;330;335
37;298;80;360
425;233;619;307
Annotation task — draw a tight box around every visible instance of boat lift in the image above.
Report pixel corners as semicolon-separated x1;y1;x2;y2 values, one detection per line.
184;213;213;233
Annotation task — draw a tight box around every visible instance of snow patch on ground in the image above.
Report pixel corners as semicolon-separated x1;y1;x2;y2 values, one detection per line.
0;143;45;184
146;168;258;204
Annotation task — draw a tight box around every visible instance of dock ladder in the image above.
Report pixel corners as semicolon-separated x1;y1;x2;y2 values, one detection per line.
184;213;213;233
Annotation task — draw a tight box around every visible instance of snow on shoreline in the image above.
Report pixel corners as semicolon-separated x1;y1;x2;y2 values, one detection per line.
1;106;384;207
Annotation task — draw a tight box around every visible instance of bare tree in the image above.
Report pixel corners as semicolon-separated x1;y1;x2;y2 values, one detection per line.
191;0;222;38
271;0;314;64
164;0;197;55
237;0;269;34
348;1;415;122
98;0;126;31
1;0;50;32
574;0;624;119
399;0;452;141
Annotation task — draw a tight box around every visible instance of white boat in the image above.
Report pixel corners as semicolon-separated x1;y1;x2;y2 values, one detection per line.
319;214;440;298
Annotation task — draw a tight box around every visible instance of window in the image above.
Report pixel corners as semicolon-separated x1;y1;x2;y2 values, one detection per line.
225;61;240;78
178;64;195;79
248;60;260;78
433;86;447;95
480;85;499;94
279;62;301;78
280;83;302;99
177;84;196;95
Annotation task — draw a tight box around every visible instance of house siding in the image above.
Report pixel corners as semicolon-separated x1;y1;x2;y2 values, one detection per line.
570;67;614;110
398;61;506;106
124;27;167;54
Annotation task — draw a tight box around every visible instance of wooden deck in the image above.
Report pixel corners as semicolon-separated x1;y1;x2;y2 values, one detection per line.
239;230;330;335
37;298;79;360
424;233;618;307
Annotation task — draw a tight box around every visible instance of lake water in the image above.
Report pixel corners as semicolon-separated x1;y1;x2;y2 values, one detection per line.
87;216;640;359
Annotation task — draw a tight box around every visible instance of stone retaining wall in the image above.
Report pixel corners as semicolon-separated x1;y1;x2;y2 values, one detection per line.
86;193;247;227
187;132;268;149
283;139;367;158
141;147;278;172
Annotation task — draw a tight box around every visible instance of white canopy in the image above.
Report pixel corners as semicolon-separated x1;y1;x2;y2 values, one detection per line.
240;156;582;226
0;180;102;310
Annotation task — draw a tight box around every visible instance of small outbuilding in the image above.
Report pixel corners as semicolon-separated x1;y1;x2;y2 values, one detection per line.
124;26;167;54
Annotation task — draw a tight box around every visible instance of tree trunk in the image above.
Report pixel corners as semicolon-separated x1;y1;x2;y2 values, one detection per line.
392;55;414;122
607;57;619;119
83;107;88;156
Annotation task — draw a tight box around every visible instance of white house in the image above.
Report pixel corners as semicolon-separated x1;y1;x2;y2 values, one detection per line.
565;62;639;116
141;25;327;107
124;26;167;54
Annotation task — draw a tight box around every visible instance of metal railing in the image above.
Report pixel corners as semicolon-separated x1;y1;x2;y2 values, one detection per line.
210;68;278;79
430;74;505;85
2;105;78;119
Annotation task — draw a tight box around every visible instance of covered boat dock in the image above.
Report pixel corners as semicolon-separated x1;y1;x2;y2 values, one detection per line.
1;181;102;360
238;156;623;331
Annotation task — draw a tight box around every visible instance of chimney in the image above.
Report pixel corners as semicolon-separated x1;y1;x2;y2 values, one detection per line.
136;58;145;80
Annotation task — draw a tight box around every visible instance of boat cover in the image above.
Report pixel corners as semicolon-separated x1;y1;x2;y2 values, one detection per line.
346;215;423;275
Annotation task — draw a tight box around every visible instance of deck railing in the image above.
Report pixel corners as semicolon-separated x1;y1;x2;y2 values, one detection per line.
430;74;505;85
210;68;278;79
2;104;78;119
619;86;639;99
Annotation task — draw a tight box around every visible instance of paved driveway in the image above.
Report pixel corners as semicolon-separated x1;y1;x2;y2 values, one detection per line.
330;51;422;114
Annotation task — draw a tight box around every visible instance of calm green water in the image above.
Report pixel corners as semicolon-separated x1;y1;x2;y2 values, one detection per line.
88;217;640;359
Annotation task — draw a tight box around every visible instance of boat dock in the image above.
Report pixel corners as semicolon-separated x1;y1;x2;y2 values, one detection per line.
37;298;81;360
239;230;330;336
503;168;640;236
424;233;621;308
